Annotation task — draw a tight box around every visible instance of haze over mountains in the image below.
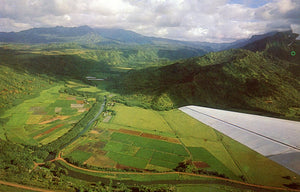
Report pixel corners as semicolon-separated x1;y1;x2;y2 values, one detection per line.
0;26;293;52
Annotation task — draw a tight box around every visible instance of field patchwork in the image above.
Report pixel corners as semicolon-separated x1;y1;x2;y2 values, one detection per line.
0;85;94;145
62;103;300;187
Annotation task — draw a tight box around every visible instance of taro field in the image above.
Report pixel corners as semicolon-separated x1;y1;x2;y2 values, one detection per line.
0;85;95;145
62;103;300;187
62;104;237;178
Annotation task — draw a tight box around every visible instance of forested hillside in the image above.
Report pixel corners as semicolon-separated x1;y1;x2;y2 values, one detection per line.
111;32;300;120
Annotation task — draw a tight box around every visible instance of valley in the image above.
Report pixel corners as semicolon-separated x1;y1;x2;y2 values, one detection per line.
0;27;299;191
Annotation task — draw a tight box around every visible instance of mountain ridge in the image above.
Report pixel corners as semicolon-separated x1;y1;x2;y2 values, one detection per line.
1;25;297;52
110;31;300;120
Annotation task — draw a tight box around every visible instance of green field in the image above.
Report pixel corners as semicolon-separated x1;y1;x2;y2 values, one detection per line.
64;104;236;175
76;86;102;93
106;132;189;169
63;103;300;188
0;85;93;145
66;150;93;163
109;104;174;134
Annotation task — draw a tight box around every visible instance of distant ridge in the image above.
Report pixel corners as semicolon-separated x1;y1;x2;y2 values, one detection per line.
1;25;297;52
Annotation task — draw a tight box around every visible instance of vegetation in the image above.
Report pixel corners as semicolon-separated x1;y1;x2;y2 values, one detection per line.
34;101;103;160
111;39;300;119
0;29;299;191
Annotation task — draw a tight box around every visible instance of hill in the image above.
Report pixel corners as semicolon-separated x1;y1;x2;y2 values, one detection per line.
0;26;209;56
110;31;300;120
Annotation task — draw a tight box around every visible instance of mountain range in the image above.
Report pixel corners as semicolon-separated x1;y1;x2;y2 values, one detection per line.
109;30;300;119
0;26;299;120
0;25;292;52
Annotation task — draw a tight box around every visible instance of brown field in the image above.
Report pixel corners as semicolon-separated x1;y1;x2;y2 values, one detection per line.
93;141;106;148
118;128;142;136
76;100;84;104
29;106;46;115
141;133;161;139
141;133;181;144
89;130;100;134
103;115;112;123
192;161;209;168
66;96;76;100
116;163;144;171
113;128;180;144
55;107;62;113
160;136;181;144
85;155;116;168
77;108;86;113
26;115;44;124
34;124;64;139
39;116;70;124
76;143;95;152
71;104;84;108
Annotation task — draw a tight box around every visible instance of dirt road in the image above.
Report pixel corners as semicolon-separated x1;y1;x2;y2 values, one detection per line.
0;180;56;192
55;158;300;192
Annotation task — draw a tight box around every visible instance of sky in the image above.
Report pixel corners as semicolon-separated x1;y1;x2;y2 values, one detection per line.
0;0;299;43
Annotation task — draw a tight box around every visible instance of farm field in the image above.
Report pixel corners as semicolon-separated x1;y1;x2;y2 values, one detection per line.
62;103;300;188
0;84;95;145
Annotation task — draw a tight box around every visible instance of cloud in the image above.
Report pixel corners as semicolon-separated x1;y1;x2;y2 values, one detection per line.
0;0;299;42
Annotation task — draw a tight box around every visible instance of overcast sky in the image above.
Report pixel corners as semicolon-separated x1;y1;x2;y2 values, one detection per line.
0;0;299;42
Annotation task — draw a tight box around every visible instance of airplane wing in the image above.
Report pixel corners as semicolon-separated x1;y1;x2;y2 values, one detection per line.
179;105;300;175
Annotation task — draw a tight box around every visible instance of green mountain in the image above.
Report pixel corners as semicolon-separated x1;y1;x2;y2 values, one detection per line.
0;26;209;52
111;31;300;119
0;26;213;62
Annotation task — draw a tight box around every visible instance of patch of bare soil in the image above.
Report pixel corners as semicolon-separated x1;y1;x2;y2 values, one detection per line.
76;142;94;152
85;155;116;168
192;161;209;168
78;108;86;112
76;100;84;104
141;133;161;139
71;104;84;108
160;136;181;144
66;96;76;100
118;129;142;136
39;116;70;124
34;124;64;139
55;107;62;113
89;130;100;134
114;128;180;144
103;115;112;123
93;141;107;148
0;180;55;192
29;106;47;115
116;163;143;171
